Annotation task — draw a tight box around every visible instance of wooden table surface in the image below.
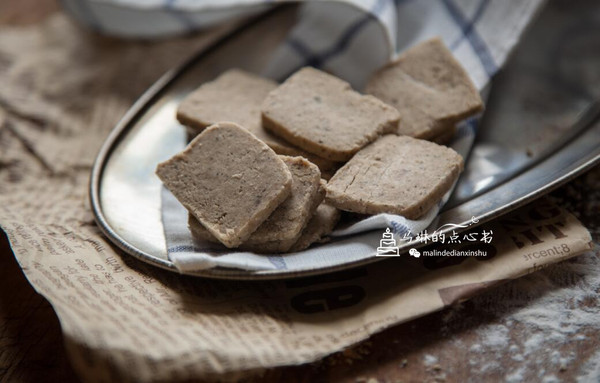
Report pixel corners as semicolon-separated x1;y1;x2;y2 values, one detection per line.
1;1;599;382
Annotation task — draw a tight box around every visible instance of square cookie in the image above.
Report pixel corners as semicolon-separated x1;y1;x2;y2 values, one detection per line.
176;69;340;176
189;156;323;253
156;122;292;248
262;67;400;162
177;69;277;136
325;135;463;219
365;37;483;139
289;203;340;252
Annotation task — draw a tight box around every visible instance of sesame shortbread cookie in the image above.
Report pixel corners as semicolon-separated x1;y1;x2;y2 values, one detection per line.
176;69;340;175
189;156;323;253
365;37;483;140
262;67;400;162
289;203;341;252
156;122;292;248
177;69;277;136
325;135;463;219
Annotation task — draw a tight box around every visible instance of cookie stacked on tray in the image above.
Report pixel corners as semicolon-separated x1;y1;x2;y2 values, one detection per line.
156;37;483;254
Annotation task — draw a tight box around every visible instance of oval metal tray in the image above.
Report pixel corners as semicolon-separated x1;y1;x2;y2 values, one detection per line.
90;6;600;280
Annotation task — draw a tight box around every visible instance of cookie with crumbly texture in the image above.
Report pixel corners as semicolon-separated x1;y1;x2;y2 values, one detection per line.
177;69;277;136
262;67;400;162
325;135;463;219
289;203;340;252
176;69;340;175
236;177;326;254
268;144;341;180
190;213;296;251
156;122;292;248
189;156;323;253
365;37;483;140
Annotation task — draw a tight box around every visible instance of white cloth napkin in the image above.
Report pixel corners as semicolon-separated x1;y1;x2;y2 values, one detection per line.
65;0;544;271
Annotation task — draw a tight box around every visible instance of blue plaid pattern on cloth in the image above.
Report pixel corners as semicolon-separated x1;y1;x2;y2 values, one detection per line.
64;0;544;271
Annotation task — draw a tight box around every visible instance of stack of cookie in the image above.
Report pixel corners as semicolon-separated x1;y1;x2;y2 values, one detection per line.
157;37;483;253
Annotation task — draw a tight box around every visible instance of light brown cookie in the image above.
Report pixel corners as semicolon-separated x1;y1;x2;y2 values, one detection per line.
268;144;341;180
262;67;400;162
188;216;291;254
365;37;483;140
289;203;341;252
176;69;340;175
177;69;277;137
325;135;463;219
189;156;324;253
156;122;292;248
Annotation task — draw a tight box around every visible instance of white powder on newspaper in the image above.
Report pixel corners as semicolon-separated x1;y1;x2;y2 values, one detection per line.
478;324;509;349
437;249;600;382
505;366;527;383
578;350;600;383
423;354;438;366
